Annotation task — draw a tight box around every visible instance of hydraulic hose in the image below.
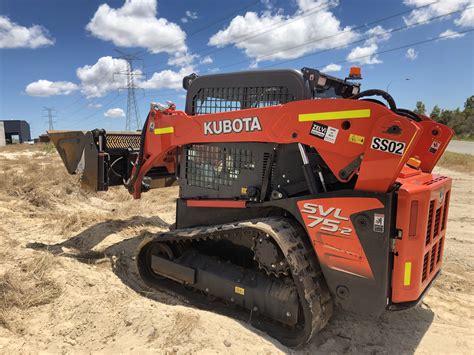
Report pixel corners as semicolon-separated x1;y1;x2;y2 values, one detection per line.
350;89;421;122
124;113;150;191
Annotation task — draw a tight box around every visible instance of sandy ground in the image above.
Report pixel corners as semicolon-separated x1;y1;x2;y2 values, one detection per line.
0;145;472;354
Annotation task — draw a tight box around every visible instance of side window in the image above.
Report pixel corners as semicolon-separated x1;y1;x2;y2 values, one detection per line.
192;86;296;115
195;97;241;114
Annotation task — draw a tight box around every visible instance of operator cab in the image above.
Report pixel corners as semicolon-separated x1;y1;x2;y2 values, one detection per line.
182;67;361;116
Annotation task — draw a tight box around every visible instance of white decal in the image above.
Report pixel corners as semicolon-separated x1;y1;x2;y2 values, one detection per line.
371;137;406;155
324;127;339;144
309;122;338;144
204;117;262;135
429;140;441;154
373;213;385;233
301;203;351;235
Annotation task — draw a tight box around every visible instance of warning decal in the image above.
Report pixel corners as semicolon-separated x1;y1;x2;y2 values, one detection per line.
310;122;339;144
429;140;441;154
373;213;385;233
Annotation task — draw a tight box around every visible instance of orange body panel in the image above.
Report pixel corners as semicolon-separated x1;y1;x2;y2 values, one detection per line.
297;197;384;280
392;168;451;303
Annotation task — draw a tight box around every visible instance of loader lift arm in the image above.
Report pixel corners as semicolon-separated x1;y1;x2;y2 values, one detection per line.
126;96;451;199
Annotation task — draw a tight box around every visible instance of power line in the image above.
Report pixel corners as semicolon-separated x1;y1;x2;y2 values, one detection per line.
259;6;471;69
217;1;441;70
68;94;122;130
146;0;439;72
141;0;261;69
325;28;474;69
56;94;85;112
265;28;474;73
180;0;261;39
61;29;474;131
42;107;57;131
145;0;338;70
114;50;144;131
41;0;341;113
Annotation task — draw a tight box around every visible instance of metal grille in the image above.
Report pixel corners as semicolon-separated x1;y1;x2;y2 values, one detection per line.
437;237;444;264
434;207;441;238
192;86;296;115
422;252;429;282
441;191;450;231
107;133;141;149
425;200;434;246
430;243;437;273
422;176;448;185
185;144;255;190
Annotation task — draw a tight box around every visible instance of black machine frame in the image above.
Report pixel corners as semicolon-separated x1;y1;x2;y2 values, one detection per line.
183;67;361;115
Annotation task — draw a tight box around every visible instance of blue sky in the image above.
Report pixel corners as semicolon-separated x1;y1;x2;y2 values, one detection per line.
0;0;473;138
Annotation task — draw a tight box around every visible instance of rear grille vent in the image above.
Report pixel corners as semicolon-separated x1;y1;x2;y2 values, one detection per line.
441;191;450;231
434;207;441;238
430;243;437;273
437;238;444;264
422;252;429;282
423;176;448;185
425;201;434;246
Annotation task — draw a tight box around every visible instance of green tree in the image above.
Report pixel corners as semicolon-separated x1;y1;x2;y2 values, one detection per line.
439;109;453;127
464;95;474;136
430;105;442;122
414;101;426;115
462;96;474;136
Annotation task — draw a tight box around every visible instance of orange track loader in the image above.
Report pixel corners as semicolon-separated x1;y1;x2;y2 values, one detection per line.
49;67;453;347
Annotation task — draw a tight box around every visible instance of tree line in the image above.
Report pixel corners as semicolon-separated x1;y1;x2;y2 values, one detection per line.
413;96;473;138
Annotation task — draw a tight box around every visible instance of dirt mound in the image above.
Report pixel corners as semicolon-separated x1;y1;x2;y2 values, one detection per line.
0;145;472;353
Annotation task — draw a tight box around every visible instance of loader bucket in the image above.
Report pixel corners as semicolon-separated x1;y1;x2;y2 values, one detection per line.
48;131;87;174
48;130;144;192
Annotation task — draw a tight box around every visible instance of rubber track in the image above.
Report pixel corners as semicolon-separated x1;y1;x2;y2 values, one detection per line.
136;217;333;347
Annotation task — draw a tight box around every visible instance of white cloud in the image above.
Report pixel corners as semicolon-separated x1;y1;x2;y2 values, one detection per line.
104;108;125;118
168;53;198;67
0;16;54;49
208;0;358;62
88;103;103;108
345;25;392;66
86;0;187;55
180;10;198;23
403;0;473;27
321;63;341;72
364;25;392;45
25;80;78;97
25;55;194;99
439;28;466;39
200;56;213;65
455;6;474;27
140;66;192;90
186;11;198;20
405;47;418;60
346;44;382;65
76;56;132;98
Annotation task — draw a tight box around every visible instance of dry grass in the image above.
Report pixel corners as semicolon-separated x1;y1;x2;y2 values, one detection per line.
0;253;61;331
0;143;34;153
0;145;105;236
0;160;85;208
437;151;474;173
